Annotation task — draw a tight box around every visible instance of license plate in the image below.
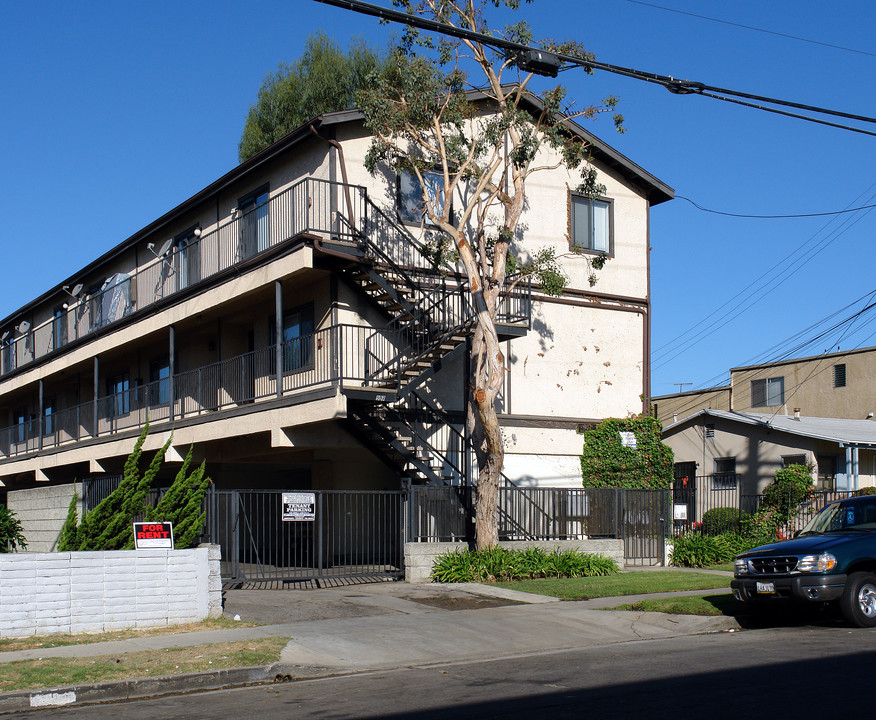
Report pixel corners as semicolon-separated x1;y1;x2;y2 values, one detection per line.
756;582;776;594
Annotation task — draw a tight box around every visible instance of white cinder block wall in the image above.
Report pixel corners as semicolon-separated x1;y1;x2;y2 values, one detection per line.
0;546;222;638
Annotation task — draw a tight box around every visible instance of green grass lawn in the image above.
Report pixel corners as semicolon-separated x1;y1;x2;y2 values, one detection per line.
489;570;731;601
609;594;741;616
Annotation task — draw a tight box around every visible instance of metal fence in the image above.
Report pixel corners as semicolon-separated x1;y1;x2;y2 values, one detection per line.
206;489;405;585
670;478;857;538
76;482;672;579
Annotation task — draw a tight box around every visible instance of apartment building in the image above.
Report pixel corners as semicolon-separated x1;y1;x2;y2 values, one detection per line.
0;93;672;551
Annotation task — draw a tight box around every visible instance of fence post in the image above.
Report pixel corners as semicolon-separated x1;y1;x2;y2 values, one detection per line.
316;492;324;579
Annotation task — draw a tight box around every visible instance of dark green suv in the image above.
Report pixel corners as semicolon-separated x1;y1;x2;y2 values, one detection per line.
731;495;876;627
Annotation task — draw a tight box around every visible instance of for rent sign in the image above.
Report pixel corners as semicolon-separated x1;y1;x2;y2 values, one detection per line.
133;522;175;549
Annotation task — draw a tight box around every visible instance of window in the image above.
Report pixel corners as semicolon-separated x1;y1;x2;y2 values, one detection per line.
751;376;784;407
270;305;315;373
238;185;270;259
174;226;202;290
43;399;55;437
106;372;130;417
1;333;14;374
398;169;448;226
149;358;171;406
571;194;612;254
834;363;847;388
53;305;68;350
712;457;737;490
782;454;806;468
13;408;28;445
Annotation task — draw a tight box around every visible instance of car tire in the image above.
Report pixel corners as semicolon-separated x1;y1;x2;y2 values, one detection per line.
840;572;876;628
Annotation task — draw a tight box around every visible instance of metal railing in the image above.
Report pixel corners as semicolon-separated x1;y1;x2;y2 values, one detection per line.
0;324;405;460
409;486;642;542
1;178;367;378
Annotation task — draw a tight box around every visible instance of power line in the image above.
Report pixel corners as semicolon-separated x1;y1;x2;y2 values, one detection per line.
676;196;876;219
652;185;876;361
313;0;876;136
621;0;876;58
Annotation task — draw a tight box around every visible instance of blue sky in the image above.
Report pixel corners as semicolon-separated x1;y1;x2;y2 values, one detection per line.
2;0;874;398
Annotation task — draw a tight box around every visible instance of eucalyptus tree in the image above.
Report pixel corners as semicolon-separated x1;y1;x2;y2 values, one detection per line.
357;0;623;548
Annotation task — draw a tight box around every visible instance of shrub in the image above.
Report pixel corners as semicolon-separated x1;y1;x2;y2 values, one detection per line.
57;492;79;552
431;546;619;583
670;531;753;568
854;487;876;496
701;507;749;535
0;506;27;552
761;464;813;521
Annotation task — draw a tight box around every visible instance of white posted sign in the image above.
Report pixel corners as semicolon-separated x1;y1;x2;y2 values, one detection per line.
282;492;316;522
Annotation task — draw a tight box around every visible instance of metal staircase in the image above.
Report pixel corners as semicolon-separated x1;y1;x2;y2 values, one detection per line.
320;194;528;486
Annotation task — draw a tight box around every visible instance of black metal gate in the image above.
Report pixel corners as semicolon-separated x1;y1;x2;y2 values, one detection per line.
622;489;670;566
205;489;405;586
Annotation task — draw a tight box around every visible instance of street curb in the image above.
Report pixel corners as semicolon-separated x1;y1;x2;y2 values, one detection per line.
0;665;276;715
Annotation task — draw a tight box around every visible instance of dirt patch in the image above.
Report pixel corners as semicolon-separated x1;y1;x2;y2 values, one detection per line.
400;595;521;610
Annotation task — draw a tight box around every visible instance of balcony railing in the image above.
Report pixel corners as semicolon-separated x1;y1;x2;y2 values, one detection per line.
0;177;368;378
0;324;404;461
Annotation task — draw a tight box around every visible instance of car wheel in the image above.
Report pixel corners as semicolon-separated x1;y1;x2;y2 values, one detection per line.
840;572;876;628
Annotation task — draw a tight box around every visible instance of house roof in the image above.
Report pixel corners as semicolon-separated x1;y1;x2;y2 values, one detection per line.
1;87;673;329
729;345;876;374
664;408;876;448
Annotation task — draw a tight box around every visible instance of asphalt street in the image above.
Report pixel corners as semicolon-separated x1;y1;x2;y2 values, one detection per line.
19;624;876;720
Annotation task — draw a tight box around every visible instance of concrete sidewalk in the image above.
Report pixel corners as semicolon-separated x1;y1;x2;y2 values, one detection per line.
0;577;737;713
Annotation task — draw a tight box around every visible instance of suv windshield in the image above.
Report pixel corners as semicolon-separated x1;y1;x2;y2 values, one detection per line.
800;500;876;534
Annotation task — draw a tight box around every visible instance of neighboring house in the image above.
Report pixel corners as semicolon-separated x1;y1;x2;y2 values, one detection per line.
653;346;876;427
0;91;672;552
663;409;876;526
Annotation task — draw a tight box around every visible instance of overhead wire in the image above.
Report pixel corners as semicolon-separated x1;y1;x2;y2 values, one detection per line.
312;0;876;135
620;0;876;59
652;185;876;364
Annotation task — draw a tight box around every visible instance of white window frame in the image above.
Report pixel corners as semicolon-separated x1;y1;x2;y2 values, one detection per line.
570;194;613;255
751;376;784;407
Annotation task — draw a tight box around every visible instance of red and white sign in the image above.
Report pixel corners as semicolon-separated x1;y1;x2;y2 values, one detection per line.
133;522;175;549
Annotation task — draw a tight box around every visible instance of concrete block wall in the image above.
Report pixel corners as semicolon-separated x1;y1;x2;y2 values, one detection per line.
0;546;222;638
7;483;79;553
404;539;625;583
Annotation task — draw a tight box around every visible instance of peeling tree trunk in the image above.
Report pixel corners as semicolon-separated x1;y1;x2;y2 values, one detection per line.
468;281;506;550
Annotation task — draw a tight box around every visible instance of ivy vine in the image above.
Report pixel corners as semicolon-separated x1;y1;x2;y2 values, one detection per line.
580;416;674;489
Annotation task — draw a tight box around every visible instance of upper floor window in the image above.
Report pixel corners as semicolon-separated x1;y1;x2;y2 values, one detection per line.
53;306;68;350
43;399;55;437
149;357;171;406
571;194;612;255
398;169;448;226
834;363;847;388
270;304;315;373
174;225;202;290
751;376;784;407
238;185;270;259
106;372;131;417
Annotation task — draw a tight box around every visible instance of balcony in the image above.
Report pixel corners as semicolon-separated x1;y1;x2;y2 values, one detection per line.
0;324;404;461
0;177;367;378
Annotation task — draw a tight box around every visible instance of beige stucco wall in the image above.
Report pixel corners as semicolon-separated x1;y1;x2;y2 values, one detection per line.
730;348;876;419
